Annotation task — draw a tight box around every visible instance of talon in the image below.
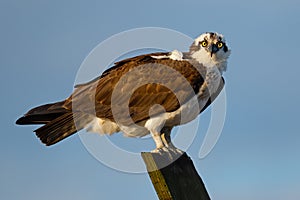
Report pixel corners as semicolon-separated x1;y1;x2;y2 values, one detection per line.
151;148;160;153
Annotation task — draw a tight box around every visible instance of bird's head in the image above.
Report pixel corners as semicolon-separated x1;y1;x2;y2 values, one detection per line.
189;32;231;70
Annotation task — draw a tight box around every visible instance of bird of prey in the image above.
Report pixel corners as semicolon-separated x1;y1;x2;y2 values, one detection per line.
16;32;231;152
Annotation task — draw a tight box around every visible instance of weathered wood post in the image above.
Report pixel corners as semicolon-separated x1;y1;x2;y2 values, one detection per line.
141;151;211;200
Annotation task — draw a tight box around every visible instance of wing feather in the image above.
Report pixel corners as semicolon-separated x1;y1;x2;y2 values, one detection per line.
66;53;211;126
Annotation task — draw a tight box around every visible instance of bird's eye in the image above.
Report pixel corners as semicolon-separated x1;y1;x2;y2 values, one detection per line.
217;42;223;48
201;41;208;47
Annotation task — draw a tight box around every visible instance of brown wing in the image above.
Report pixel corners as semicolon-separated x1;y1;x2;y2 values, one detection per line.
65;53;208;126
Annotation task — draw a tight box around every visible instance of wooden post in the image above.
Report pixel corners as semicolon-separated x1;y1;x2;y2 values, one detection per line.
141;151;211;200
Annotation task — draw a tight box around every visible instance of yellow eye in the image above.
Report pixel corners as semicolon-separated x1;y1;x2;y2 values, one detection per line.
201;41;208;47
217;42;223;48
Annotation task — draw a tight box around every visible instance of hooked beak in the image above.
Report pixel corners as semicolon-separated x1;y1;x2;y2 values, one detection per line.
210;44;218;57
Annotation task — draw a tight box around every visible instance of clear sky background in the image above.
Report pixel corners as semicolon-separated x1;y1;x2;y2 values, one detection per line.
1;0;300;199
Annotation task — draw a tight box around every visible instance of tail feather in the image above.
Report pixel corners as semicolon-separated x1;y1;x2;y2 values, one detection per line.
16;101;67;125
16;101;94;146
35;112;93;146
16;113;65;125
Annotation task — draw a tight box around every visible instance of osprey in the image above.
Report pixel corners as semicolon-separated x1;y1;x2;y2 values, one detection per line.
16;32;231;152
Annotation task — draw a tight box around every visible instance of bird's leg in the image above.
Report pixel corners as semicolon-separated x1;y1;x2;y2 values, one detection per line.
151;128;183;155
161;127;184;154
151;131;164;152
161;127;172;147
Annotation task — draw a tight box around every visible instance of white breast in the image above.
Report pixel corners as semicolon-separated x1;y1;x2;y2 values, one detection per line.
191;49;216;68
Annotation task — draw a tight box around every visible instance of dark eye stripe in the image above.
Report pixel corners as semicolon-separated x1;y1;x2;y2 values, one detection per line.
223;43;228;52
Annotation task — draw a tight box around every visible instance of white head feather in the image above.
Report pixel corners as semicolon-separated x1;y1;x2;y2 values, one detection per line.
190;32;231;72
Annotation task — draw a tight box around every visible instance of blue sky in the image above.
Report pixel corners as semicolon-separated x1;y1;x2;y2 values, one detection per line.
1;0;300;199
